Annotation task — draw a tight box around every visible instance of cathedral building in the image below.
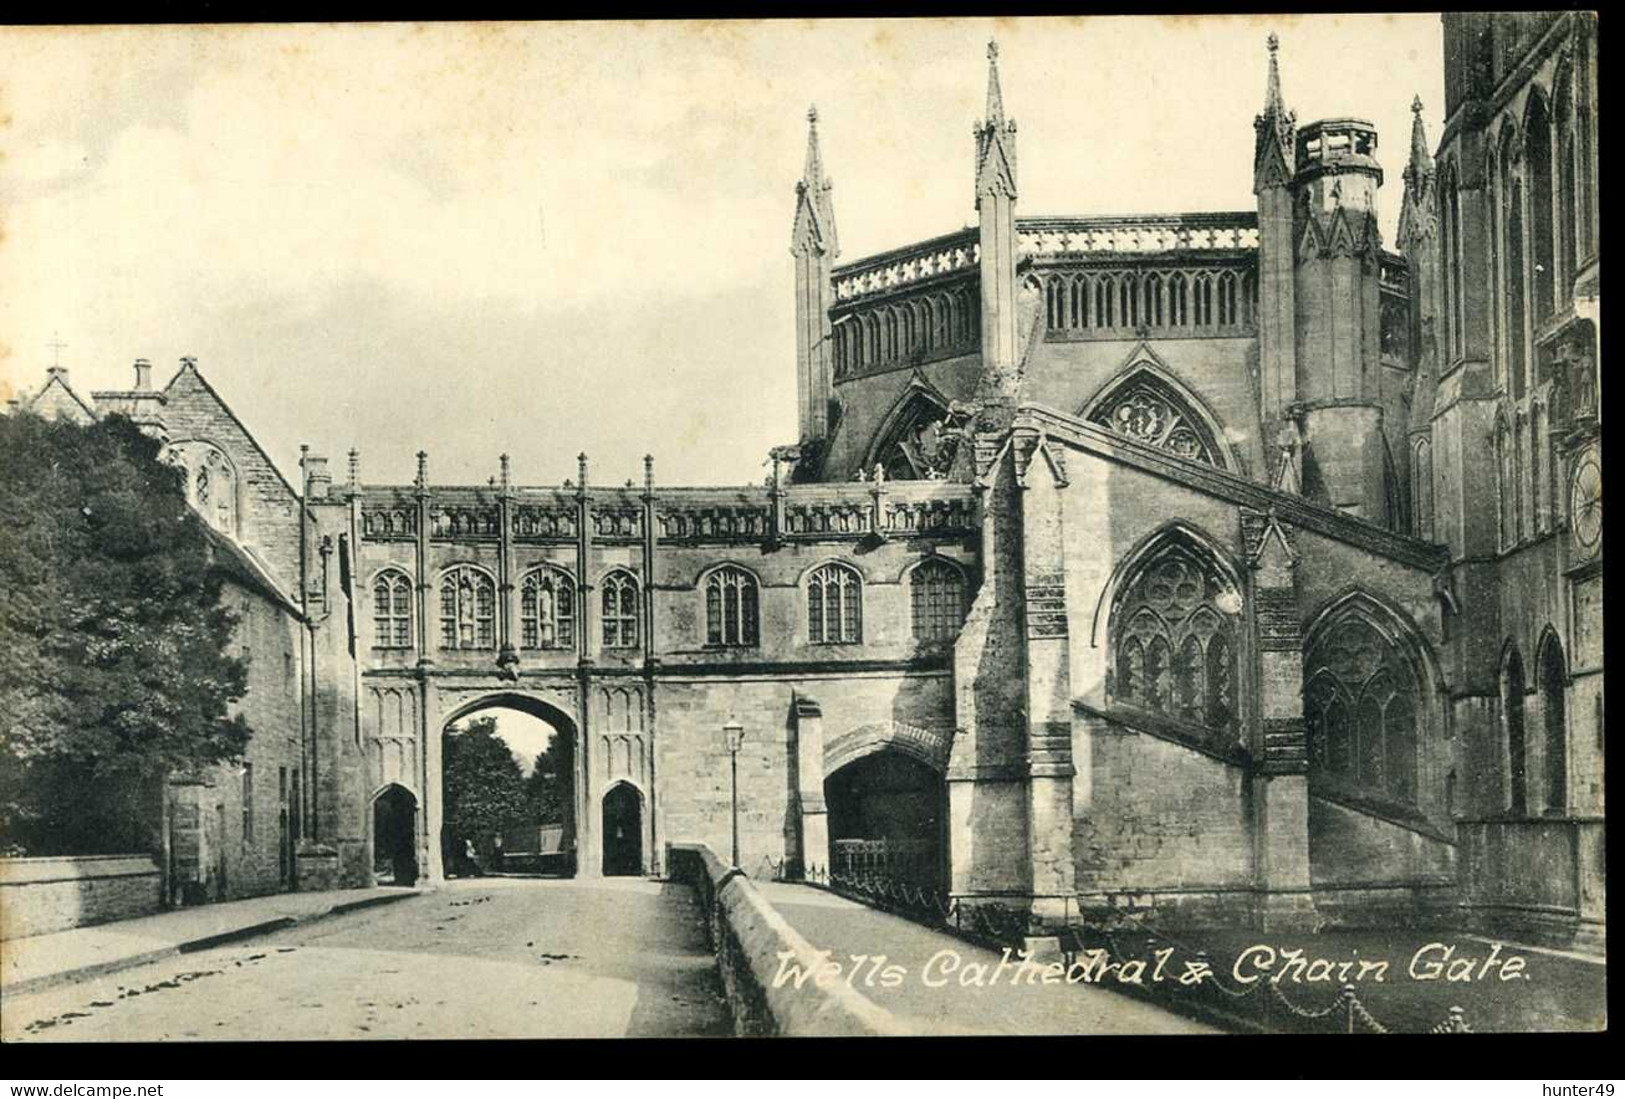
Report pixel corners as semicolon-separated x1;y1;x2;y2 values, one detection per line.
8;14;1601;949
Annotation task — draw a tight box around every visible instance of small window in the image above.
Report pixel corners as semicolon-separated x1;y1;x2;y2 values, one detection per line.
705;566;759;647
601;570;640;649
910;559;966;642
372;569;413;649
807;563;862;645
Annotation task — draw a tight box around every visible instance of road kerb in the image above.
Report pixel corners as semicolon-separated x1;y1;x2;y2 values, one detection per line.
2;890;424;999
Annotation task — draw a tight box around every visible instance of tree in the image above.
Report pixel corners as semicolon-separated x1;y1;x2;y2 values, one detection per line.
0;413;252;855
441;716;529;856
524;732;574;828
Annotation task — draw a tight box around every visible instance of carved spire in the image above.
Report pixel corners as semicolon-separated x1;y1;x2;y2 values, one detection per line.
975;39;1017;205
790;105;837;258
1405;95;1434;186
1398;95;1437;247
985;39;1005;124
1253;32;1296;192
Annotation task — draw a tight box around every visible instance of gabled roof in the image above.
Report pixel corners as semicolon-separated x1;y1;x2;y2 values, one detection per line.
25;369;99;422
201;523;303;618
162;360;301;501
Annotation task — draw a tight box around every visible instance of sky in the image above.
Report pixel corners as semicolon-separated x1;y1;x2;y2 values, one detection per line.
0;16;1444;489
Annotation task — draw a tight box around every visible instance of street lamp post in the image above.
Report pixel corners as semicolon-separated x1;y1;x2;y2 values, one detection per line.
723;719;745;868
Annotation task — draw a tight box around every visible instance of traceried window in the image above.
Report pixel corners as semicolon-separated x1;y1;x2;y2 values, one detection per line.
1086;371;1222;466
440;565;496;650
910;558;966;642
1108;537;1240;744
372;569;413;649
705;566;759;647
807;563;862;645
519;567;574;650
178;443;238;535
601;570;640;649
1305;611;1422;806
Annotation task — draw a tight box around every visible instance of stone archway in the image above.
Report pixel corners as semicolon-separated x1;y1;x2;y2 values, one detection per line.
821;721;952;893
601;781;644;877
437;689;582;881
370;784;419;886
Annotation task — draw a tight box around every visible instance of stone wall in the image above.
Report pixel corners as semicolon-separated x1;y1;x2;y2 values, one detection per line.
0;856;163;940
667;841;905;1036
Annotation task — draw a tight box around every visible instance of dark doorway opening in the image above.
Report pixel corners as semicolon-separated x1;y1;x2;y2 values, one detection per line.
372;784;419;886
825;751;945;894
602;782;644;876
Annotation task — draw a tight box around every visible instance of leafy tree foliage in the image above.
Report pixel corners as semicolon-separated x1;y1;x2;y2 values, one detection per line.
524;730;574;828
0;413;252;855
442;715;530;851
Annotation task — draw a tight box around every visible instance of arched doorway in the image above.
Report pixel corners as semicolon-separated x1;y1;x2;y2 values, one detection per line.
825;751;945;894
601;782;644;876
441;695;578;879
372;784;419;886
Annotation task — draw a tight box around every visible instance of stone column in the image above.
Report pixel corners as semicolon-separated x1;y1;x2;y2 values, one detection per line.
574;454;599;878
497;454;518;679
1245;509;1315;931
792;694;829;878
413;453;444;885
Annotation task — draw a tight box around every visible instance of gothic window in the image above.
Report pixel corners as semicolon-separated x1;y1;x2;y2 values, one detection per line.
1555;66;1578;294
807;562;862;644
439;565;496;650
1503;646;1528;814
519;567;575;650
1045;278;1064;330
1218;271;1239;326
1086;371;1222;466
180;444;238;535
909;558;966;642
934;294;951;347
1193;273;1214;326
705;565;759;647
1108;537;1240;743
1412;438;1434;541
1304;610;1423;806
1513;416;1527;541
1243;271;1258;325
1525;92;1555;323
864;313;879;367
1539;633;1568;813
1071;277;1088;328
601;570;640;649
372;569;413;649
1097;275;1117;328
1119;275;1138;328
875;393;959;481
1495;416;1515;548
1503;133;1528;397
1144;273;1165;327
1167;272;1189;326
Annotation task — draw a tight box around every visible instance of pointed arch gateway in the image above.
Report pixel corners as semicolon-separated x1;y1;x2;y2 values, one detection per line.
1080;347;1237;471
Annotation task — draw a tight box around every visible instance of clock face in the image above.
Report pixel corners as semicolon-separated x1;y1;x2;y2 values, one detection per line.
1570;458;1603;551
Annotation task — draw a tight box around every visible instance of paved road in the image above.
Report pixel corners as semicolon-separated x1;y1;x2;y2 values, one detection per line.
3;878;731;1041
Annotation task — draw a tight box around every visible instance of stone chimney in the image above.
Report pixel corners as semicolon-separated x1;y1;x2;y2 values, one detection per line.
134;359;153;391
305;454;332;499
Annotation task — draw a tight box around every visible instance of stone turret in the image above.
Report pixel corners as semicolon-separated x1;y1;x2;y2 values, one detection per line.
974;41;1020;404
791;105;839;447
